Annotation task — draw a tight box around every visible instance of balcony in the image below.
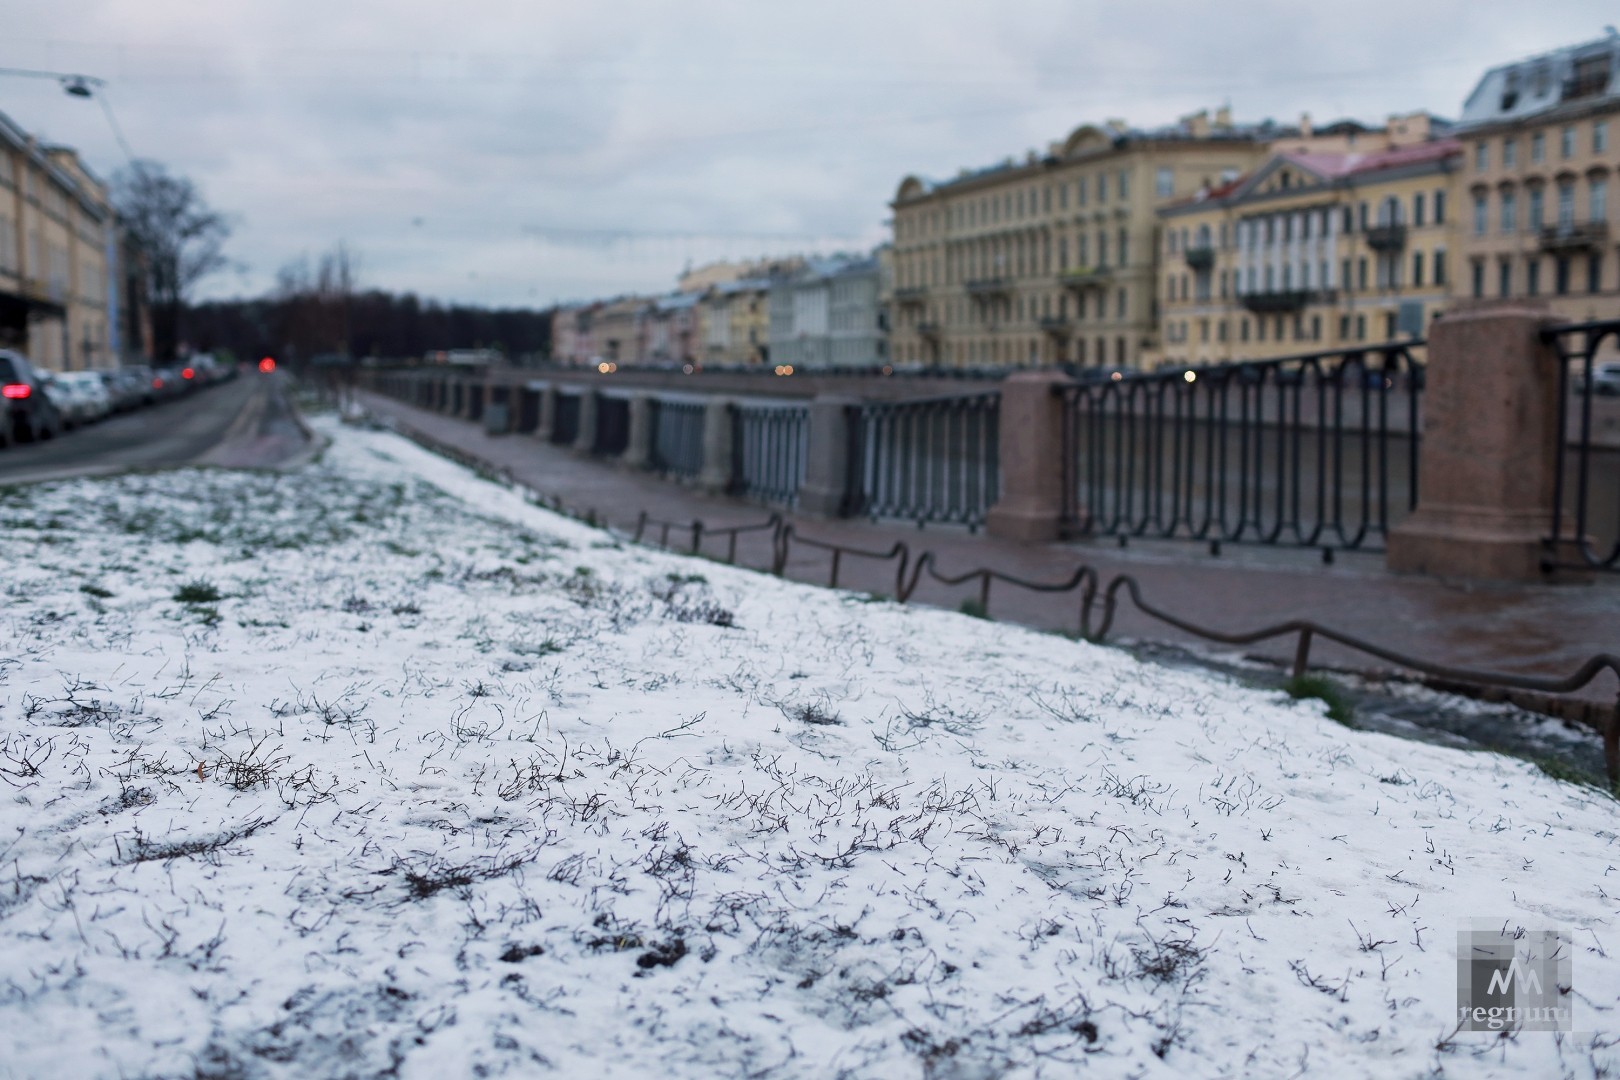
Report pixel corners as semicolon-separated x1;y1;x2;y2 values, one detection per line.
965;278;1012;299
1365;224;1407;251
893;286;927;307
1038;317;1070;336
1239;289;1334;314
917;321;943;339
1540;221;1610;253
1058;266;1113;291
1183;247;1215;270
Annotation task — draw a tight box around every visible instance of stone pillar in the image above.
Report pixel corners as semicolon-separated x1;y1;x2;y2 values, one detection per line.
986;371;1073;542
622;393;653;470
1387;304;1567;580
535;385;557;441
699;398;735;494
798;394;860;518
573;390;598;454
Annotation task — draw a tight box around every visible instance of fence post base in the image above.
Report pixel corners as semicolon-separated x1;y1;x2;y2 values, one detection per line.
534;385;557;441
699;398;734;494
1387;304;1567;581
573;390;599;455
986;372;1073;542
622;393;653;470
799;395;859;518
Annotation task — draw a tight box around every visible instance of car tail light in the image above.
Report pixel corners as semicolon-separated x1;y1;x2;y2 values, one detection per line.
2;383;30;400
182;368;195;380
152;378;164;389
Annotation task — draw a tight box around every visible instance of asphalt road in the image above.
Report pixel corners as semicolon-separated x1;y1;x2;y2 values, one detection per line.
0;372;310;485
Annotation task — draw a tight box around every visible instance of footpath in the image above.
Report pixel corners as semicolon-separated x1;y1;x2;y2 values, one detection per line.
355;390;1619;703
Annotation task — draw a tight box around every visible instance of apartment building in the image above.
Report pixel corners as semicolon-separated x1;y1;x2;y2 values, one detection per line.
0;108;118;371
700;277;772;366
768;255;886;369
1454;31;1620;320
888;109;1270;371
1156;117;1460;365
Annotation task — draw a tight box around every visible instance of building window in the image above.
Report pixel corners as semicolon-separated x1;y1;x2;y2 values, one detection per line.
1471;258;1485;298
1311;314;1321;342
1590;253;1604;294
1561;125;1575;159
1117;287;1126;318
1528;186;1545;230
1155;167;1174;198
1413;192;1426;227
1531;131;1545;163
1434;249;1447;286
1097;176;1107;203
1355;314;1366;341
1412;250;1425;287
1472;192;1487;235
1358;202;1369;231
1357;257;1368;290
1118;229;1129;266
1592;177;1608;223
1434;190;1446;224
1597;119;1610;154
1240;318;1250;342
1118;169;1129;200
1338;314;1351;340
1526;257;1540;296
1503;138;1518;168
1342;206;1355;234
1557;180;1575;228
1341;257;1352;292
1098;233;1108;266
1475;141;1488;171
1500;189;1517;232
1555;256;1570;295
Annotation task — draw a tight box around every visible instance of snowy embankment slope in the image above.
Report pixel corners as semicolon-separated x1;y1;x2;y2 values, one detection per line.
1;416;1615;1079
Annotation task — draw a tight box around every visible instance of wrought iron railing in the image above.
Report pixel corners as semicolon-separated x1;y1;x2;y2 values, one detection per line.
552;391;581;446
1059;343;1424;555
594;395;630;456
732;401;808;506
1545;319;1620;571
849;391;1000;529
650;399;706;479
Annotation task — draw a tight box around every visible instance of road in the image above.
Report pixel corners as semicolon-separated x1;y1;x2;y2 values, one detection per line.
0;372;312;484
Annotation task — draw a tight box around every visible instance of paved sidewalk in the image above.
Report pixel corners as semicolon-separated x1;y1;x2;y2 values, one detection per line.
357;390;1620;700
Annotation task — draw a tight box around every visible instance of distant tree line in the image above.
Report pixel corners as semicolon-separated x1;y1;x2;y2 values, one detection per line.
186;243;553;367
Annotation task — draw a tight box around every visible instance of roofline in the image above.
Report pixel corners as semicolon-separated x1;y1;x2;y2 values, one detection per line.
0;108;111;222
1157;152;1461;218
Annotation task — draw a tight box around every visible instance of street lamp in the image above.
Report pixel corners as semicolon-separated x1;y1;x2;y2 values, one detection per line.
0;67;130;162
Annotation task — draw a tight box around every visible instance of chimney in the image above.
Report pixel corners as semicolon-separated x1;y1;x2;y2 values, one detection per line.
1299;111;1313;138
1180;109;1210;137
1215;104;1233;129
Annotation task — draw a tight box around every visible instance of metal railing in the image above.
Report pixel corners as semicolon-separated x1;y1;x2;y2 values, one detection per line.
594;395;630;456
650;399;705;479
1545;319;1620;572
552;391;581;446
1060;343;1424;555
732;402;808;506
849;391;1000;529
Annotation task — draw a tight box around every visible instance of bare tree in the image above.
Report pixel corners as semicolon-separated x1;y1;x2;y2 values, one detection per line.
112;160;230;362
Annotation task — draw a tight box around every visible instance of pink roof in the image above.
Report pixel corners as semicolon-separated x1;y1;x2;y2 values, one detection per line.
1282;138;1461;180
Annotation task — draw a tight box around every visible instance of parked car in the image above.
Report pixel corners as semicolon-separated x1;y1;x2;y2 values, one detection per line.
41;375;90;428
56;371;113;422
98;368;145;412
0;350;64;446
1585;362;1620;397
149;367;186;399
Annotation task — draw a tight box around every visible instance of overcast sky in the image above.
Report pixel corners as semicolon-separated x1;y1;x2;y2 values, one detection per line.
3;2;1615;309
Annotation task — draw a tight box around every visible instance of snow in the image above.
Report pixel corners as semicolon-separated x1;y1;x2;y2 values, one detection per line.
1;415;1616;1079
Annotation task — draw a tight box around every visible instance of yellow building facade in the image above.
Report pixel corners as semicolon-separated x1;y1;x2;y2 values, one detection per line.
1452;34;1620;321
1155;136;1461;366
0;112;115;371
889;110;1269;371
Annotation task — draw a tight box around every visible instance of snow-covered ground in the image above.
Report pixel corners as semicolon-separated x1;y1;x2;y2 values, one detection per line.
1;416;1616;1079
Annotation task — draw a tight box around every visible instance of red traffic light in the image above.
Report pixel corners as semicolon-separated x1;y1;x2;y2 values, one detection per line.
258;357;276;373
